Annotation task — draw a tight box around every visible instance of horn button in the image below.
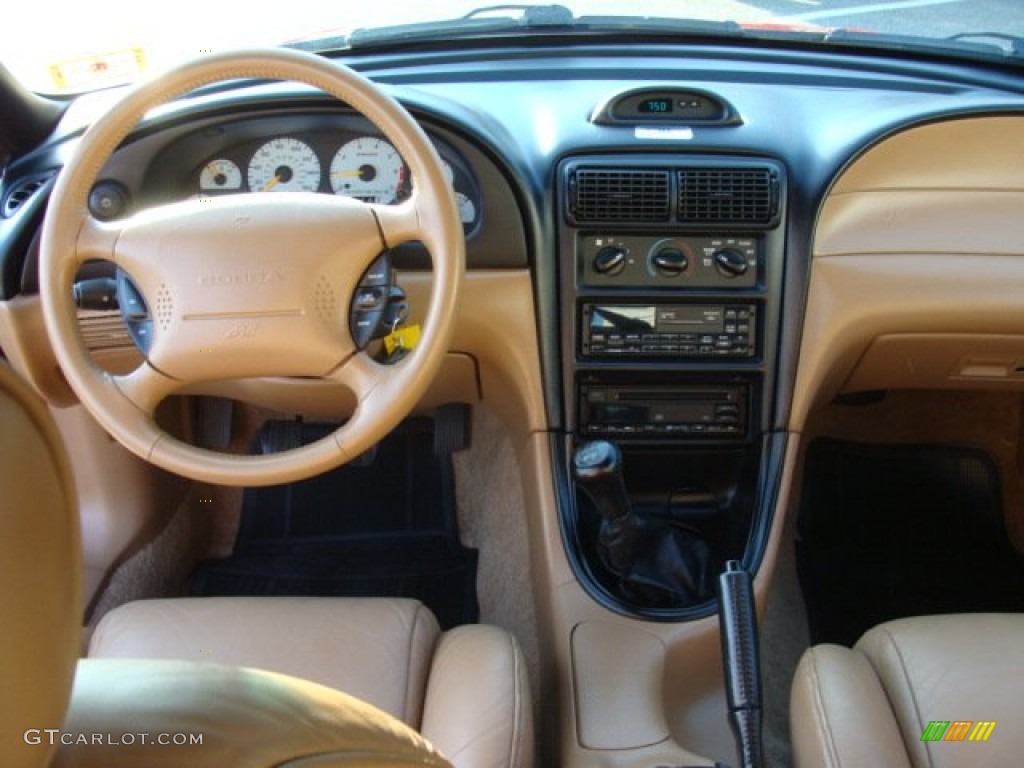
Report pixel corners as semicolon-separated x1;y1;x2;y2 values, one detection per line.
109;194;395;382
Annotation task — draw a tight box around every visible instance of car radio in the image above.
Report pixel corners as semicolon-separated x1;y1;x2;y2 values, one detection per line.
580;303;756;358
579;383;748;438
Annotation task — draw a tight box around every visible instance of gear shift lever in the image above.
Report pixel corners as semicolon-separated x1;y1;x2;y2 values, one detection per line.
572;440;714;607
572;440;632;522
572;440;638;572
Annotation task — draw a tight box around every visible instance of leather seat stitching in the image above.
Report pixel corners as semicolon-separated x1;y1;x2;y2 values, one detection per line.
507;632;523;768
875;627;930;768
807;648;841;768
405;604;425;726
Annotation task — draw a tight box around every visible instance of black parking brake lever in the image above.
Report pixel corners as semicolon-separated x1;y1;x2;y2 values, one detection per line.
718;560;764;768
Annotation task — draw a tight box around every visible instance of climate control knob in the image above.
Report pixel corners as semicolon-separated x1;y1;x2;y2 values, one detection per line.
593;246;628;276
651;247;689;277
713;248;749;278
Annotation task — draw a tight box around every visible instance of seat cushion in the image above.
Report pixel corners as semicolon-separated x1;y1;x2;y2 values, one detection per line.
57;658;451;768
792;613;1024;768
90;596;535;768
89;596;440;726
0;363;81;768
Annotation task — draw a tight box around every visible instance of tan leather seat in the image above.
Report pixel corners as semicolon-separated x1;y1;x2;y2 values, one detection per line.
791;614;1024;768
0;361;531;768
89;596;534;768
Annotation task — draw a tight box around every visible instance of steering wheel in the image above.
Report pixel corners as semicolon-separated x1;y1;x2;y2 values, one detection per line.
39;49;464;487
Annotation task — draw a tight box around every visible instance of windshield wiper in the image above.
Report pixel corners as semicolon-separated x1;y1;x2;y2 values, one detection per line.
462;4;574;25
817;27;1024;64
289;4;749;53
346;3;574;48
949;32;1024;58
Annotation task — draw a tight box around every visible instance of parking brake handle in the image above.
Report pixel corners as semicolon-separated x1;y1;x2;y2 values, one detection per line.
718;560;764;768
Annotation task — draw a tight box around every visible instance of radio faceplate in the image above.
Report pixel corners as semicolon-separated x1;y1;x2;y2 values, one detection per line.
581;303;756;359
579;383;748;439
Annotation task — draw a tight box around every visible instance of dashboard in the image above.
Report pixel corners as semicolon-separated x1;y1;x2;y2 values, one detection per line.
2;37;1024;768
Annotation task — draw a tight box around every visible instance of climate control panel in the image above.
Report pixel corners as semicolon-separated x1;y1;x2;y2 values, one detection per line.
580;233;757;288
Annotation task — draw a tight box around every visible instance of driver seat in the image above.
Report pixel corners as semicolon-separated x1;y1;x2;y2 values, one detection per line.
0;360;532;768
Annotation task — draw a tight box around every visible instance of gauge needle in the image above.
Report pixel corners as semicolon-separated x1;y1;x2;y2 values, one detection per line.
332;169;363;177
261;175;282;192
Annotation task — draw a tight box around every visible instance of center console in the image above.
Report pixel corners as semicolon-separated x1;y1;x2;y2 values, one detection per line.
557;154;787;619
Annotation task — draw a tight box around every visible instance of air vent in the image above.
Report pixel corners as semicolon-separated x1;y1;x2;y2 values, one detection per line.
2;173;55;218
571;168;670;222
678;167;778;225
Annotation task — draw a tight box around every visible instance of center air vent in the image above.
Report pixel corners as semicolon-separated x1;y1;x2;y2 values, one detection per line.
570;168;670;223
678;167;778;225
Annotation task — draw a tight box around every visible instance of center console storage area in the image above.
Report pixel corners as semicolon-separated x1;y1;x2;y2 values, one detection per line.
557;154;787;620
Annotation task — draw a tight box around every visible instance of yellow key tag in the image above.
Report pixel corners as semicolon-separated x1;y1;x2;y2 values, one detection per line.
384;324;421;356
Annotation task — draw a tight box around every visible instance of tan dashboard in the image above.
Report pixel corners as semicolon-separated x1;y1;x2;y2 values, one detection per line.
792;115;1024;430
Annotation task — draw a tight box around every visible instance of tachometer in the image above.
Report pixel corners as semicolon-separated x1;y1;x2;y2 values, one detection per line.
330;137;405;204
199;158;242;192
247;137;321;193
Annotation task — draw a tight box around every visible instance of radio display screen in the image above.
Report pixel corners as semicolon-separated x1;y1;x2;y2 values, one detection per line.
588;305;726;334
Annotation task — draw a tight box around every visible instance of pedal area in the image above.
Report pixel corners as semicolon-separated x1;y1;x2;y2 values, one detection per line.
192;407;478;629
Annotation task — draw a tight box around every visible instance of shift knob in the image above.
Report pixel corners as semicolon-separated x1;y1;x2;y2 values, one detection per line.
572;440;631;523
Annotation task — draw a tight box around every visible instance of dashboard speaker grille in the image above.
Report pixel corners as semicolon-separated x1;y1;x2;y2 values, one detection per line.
678;167;778;225
571;168;670;222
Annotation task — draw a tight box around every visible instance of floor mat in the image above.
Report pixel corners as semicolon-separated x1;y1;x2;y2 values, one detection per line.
797;439;1024;647
192;417;478;629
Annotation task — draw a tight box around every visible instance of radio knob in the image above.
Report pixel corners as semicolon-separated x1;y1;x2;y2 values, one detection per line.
593;246;628;276
651;247;689;277
713;248;749;278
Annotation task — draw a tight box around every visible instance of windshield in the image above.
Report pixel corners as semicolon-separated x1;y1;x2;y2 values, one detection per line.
3;0;1022;94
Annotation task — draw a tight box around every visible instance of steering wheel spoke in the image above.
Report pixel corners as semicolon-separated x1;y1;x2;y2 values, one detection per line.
76;215;122;264
324;351;385;403
371;197;423;247
112;363;181;416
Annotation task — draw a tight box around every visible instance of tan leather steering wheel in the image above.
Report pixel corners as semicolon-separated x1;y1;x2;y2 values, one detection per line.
40;49;463;487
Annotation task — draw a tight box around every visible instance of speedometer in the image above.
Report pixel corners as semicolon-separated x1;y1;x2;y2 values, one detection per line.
247;137;321;193
330;137;405;204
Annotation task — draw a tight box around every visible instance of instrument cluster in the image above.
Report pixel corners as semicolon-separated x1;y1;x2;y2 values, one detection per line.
168;115;481;233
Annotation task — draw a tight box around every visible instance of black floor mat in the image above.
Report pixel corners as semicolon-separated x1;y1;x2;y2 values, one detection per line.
797;439;1024;647
192;417;478;629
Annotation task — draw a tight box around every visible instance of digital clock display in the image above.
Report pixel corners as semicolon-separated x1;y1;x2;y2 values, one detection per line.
638;98;674;114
